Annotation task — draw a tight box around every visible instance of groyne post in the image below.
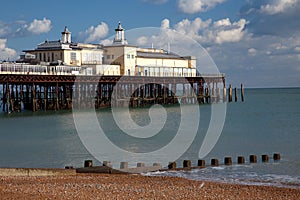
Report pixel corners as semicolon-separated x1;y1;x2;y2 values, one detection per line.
84;160;93;168
183;160;191;169
198;159;206;168
224;157;232;165
237;156;245;164
168;162;176;170
211;158;219;167
262;155;269;162
120;162;128;169
249;155;257;163
273;153;281;161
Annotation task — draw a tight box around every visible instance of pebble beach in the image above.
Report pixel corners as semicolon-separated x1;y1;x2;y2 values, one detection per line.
0;174;299;199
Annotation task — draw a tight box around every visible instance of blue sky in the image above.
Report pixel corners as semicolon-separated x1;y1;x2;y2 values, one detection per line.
1;0;300;88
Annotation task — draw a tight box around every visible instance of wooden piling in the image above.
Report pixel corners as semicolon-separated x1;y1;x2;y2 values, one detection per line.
262;154;269;162
234;88;237;102
273;153;281;161
241;83;245;102
137;163;145;167
103;161;112;167
224;157;232;165
237;156;245;164
223;87;226;103
153;163;162;168
198;159;206;168
211;158;219;167
249;155;257;163
183;160;191;169
228;84;232;102
120;162;128;169
168;162;176;170
84;160;93;168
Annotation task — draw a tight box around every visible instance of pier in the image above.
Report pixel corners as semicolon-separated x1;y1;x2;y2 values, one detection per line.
0;74;226;113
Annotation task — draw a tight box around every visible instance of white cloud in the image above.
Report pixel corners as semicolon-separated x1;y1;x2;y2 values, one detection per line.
27;18;52;34
173;17;211;42
161;18;170;29
79;22;109;43
241;0;300;37
0;39;17;60
214;18;248;44
295;46;300;52
260;0;298;15
177;0;226;14
136;36;148;46
170;17;248;44
248;48;257;56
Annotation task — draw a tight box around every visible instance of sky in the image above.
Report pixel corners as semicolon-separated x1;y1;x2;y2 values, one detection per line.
0;0;300;88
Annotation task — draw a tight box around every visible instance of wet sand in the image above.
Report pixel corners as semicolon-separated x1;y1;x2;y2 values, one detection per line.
0;174;299;199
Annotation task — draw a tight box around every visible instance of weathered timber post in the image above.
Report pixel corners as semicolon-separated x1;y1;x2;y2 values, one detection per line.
262;154;269;162
20;84;23;112
273;153;281;161
137;163;145;167
43;84;47;111
55;81;59;111
224;157;232;165
217;87;221;103
120;162;128;169
5;83;9;113
84;160;93;168
250;155;257;163
168;162;176;170
9;84;14;112
211;158;219;167
32;83;36;112
237;156;245;164
241;83;245;102
183;160;191;169
234;87;238;102
223;87;226;103
103;161;112;167
228;84;232;102
2;84;5;112
198;160;206;168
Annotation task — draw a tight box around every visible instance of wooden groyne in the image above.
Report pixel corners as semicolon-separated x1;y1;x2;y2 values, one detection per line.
0;74;227;113
75;153;280;174
0;153;279;176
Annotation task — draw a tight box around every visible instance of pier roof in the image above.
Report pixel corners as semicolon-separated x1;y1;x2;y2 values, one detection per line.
136;51;187;60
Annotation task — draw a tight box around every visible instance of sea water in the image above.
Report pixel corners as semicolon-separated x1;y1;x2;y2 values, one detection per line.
0;88;299;188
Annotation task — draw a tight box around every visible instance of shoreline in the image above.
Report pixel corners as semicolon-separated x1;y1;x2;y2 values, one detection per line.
0;174;299;199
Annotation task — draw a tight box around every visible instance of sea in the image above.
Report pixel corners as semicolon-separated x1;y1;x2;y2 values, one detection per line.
0;87;299;189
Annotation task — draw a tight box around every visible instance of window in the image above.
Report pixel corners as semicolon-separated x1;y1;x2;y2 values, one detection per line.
131;54;134;59
107;55;110;59
71;52;76;61
127;54;130;59
111;55;114;59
